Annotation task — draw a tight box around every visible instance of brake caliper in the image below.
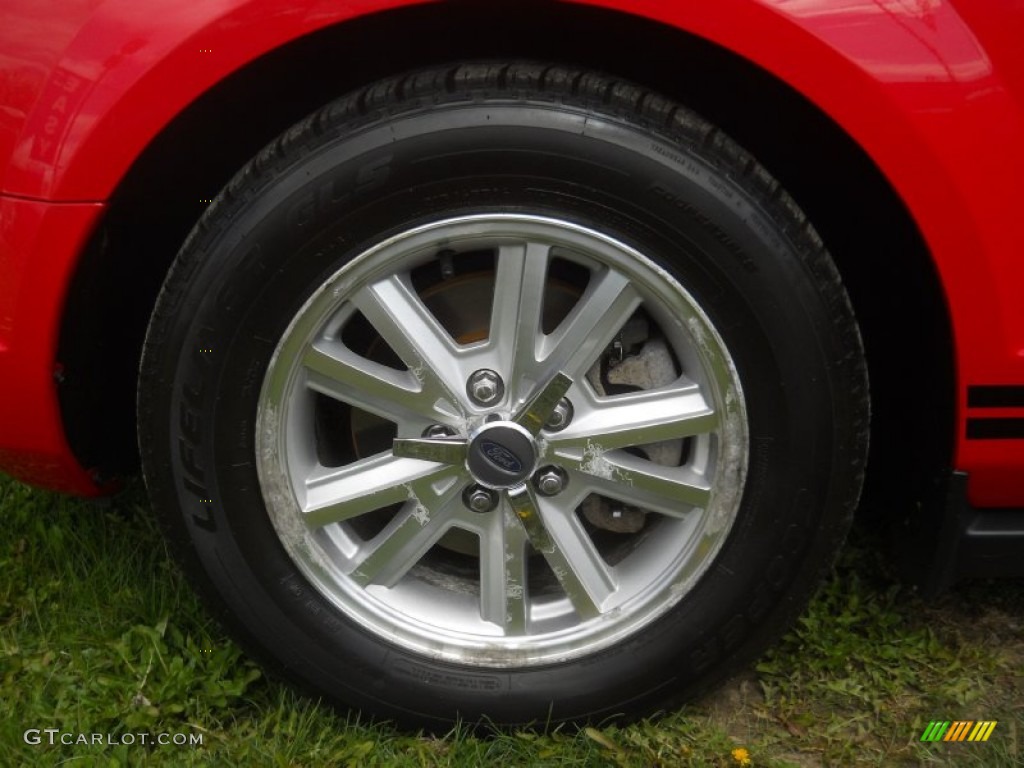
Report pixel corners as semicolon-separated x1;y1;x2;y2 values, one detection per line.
583;315;682;533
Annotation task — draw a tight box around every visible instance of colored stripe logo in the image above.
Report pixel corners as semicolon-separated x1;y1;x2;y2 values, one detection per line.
920;720;997;742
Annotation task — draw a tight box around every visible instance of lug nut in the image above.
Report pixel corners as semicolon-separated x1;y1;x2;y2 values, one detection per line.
422;424;455;438
533;467;567;496
464;485;498;513
467;369;504;406
544;398;573;431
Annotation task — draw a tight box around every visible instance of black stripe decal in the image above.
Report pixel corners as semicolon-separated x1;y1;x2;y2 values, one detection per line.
968;385;1024;408
967;418;1024;439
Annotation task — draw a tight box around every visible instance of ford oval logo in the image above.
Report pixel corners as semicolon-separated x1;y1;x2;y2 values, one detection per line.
480;441;522;473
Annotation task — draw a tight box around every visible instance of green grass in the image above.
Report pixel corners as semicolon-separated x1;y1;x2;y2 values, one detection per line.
1;476;1021;766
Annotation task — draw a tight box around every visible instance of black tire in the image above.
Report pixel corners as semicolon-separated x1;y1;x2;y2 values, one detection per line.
138;62;868;729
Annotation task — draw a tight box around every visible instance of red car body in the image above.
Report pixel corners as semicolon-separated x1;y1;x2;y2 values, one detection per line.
1;0;1022;584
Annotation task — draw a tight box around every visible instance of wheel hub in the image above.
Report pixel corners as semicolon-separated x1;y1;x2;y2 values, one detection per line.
466;421;537;489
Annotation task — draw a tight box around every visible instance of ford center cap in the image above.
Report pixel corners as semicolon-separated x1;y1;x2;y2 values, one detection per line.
466;422;538;488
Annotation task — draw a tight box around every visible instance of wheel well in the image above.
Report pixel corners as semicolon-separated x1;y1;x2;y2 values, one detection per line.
58;0;954;511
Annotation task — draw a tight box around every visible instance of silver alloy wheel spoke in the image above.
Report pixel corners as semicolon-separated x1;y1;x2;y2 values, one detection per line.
507;485;609;619
489;241;551;393
302;453;453;527
302;341;442;425
540;497;618;613
572;470;709;519
564;451;713;513
257;214;747;666
349;470;465;588
549;385;718;452
539;267;642;379
479;505;530;633
352;274;468;419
